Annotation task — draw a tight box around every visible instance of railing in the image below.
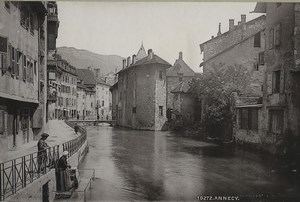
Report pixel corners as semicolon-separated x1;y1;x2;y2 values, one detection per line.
0;146;59;201
0;122;88;201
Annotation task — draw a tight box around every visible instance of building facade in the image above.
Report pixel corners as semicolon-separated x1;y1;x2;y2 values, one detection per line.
110;82;118;121
253;3;300;153
48;55;77;120
199;14;267;142
117;49;171;130
0;1;47;155
166;52;196;111
95;80;111;120
76;69;97;119
200;15;266;97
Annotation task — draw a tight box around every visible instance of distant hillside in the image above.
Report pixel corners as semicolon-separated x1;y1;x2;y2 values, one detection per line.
57;47;124;74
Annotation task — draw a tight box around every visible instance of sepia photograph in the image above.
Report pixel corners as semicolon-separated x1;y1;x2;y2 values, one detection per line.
0;0;300;201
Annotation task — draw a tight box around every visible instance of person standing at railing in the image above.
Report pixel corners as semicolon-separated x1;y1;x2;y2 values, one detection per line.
37;133;50;173
56;151;71;192
74;123;79;135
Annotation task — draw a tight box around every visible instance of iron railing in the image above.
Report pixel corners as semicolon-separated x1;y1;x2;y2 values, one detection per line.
0;146;59;201
0;122;87;201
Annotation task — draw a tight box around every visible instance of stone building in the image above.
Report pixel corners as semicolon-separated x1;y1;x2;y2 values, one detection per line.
47;1;59;119
95;78;111;120
76;78;87;119
166;52;195;113
253;3;300;152
76;69;97;119
199;14;267;142
110;82;118;121
47;55;77;120
200;15;266;97
170;80;196;127
117;49;171;130
0;1;48;154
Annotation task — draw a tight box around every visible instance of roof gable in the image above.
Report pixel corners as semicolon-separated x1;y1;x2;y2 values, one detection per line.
167;58;195;77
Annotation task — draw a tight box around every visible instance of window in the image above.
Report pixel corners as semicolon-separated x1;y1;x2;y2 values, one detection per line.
29;13;34;35
102;100;104;107
4;1;10;10
20;3;29;30
259;52;265;65
253;63;259;71
272;70;280;93
238;108;258;131
132;107;136;114
0;36;8;74
23;55;26;81
178;73;183;81
0;110;5;134
254;32;261;47
269;28;274;49
16;51;22;78
159;106;163;117
159;70;163;80
268;109;284;134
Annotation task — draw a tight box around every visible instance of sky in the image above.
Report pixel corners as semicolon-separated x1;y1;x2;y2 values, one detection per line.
56;1;262;73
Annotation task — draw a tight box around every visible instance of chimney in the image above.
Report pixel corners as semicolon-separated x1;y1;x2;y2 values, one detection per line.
211;35;214;39
115;68;117;73
238;21;241;26
217;23;221;36
179;52;183;59
87;66;91;70
241;14;246;24
229;19;234;31
122;59;126;69
127;56;131;67
132;54;136;64
148;49;153;61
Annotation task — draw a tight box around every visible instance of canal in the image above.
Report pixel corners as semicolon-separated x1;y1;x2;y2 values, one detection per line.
78;125;300;201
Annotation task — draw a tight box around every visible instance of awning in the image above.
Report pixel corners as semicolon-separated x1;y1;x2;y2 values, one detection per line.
0;92;39;104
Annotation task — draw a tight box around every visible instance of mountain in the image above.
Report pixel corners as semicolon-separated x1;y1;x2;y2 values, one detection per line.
56;47;124;75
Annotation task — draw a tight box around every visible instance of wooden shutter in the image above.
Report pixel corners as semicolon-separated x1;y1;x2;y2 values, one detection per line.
280;70;285;93
0;110;5;134
267;72;273;95
23;55;26;81
14;48;18;77
7;44;11;73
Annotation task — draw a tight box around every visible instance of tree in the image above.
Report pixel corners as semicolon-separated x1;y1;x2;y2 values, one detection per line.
190;62;252;139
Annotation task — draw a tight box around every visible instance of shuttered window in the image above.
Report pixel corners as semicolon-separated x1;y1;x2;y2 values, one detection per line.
272;70;280;93
238;108;258;131
23;55;27;81
254;32;261;47
268;109;284;134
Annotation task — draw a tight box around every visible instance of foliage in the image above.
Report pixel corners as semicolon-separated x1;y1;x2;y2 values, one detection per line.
189;62;251;138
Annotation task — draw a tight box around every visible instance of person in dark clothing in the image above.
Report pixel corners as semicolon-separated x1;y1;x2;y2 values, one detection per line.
37;133;49;173
56;151;71;192
74;124;79;135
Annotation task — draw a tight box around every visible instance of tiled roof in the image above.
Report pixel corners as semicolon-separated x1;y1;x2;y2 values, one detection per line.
167;59;195;77
76;69;109;86
171;80;193;94
118;54;171;74
76;69;98;85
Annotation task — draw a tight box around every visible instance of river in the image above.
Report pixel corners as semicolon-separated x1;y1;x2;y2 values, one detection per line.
78;125;300;201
